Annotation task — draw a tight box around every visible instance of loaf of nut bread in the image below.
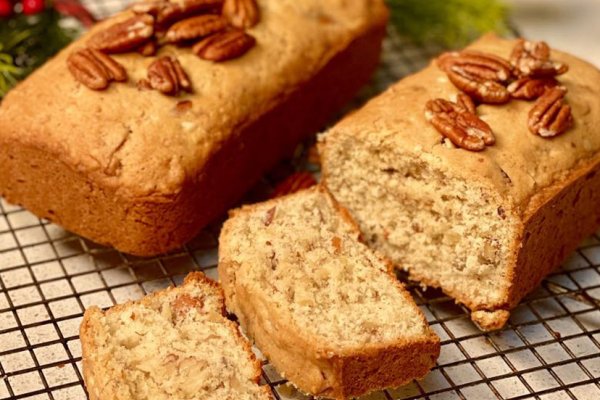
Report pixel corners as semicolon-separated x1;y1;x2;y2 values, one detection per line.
0;0;388;256
80;272;272;400
219;186;440;399
320;34;600;331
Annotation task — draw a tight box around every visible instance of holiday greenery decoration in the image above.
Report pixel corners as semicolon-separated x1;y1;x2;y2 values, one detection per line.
386;0;509;47
0;0;85;98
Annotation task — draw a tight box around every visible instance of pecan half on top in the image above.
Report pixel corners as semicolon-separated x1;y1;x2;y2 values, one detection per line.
136;0;225;27
438;51;513;82
425;95;495;152
67;48;127;90
192;30;256;61
528;87;572;138
165;14;228;43
510;39;568;78
88;14;155;54
143;56;193;96
131;0;163;15
437;51;513;104
222;0;260;29
507;77;560;100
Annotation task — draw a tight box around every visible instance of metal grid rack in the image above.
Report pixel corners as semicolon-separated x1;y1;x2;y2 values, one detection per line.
1;1;599;399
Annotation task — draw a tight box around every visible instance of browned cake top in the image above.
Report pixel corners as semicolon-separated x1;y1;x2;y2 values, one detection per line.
0;0;387;197
326;34;600;214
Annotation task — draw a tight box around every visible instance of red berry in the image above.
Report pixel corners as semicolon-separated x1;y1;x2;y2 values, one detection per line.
0;0;12;17
22;0;45;15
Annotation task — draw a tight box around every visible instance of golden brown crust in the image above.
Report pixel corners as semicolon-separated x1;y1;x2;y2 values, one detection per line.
80;307;102;400
508;153;600;305
0;1;388;256
331;339;440;399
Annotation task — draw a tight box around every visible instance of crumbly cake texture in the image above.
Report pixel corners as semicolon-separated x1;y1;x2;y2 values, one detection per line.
0;0;388;256
218;186;440;399
320;34;600;331
80;272;272;400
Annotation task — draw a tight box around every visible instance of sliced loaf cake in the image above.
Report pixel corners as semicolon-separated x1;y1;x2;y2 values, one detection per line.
219;186;440;399
80;272;272;400
319;34;600;330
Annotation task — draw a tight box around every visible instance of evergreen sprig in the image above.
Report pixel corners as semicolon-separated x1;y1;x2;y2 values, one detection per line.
386;0;510;47
0;8;78;98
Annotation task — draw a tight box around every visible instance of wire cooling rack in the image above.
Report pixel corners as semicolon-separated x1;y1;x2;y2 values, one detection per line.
1;1;600;399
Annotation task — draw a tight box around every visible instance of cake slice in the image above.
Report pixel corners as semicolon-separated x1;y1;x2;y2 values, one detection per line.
80;272;272;400
218;186;440;399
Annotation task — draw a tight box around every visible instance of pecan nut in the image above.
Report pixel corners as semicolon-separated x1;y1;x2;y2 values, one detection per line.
154;0;224;27
507;77;559;100
131;0;163;15
67;48;127;90
270;172;317;199
263;206;276;226
222;0;260;29
438;50;512;104
438;51;513;82
425;98;495;152
510;39;568;78
447;67;511;104
455;93;477;114
171;294;205;321
145;56;193;96
528;87;572;137
173;100;193;114
165;14;227;43
192;30;255;61
88;14;154;53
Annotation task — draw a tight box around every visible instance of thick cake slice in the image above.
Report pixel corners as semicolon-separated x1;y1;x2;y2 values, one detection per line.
219;186;440;400
80;272;272;400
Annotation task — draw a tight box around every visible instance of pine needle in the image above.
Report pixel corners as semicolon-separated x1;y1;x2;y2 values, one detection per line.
0;9;79;98
386;0;510;47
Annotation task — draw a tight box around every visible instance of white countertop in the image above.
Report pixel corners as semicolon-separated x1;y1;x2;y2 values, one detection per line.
509;0;600;67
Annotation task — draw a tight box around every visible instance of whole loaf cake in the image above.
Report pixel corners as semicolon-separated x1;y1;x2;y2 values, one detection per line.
320;34;600;331
0;0;388;256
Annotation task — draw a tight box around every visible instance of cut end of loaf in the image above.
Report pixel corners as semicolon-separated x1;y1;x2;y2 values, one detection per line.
219;185;439;399
321;134;519;326
471;309;511;331
80;272;271;400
